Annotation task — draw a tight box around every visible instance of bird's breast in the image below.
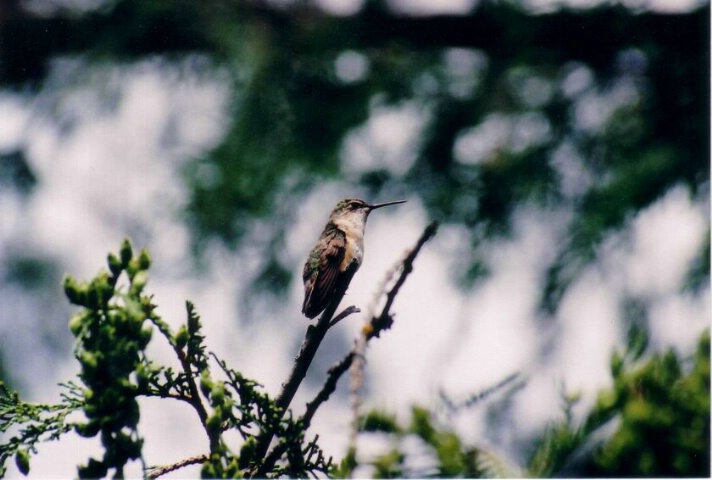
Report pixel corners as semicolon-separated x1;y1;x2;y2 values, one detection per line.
341;230;364;272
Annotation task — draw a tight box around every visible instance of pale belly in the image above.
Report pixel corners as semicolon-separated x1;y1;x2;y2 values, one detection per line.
341;232;364;272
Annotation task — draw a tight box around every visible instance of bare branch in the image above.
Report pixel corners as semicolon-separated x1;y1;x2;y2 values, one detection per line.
253;222;438;477
310;222;440;459
438;372;524;414
329;305;361;328
367;221;439;340
351;221;439;452
303;352;355;428
145;454;208;480
250;293;348;476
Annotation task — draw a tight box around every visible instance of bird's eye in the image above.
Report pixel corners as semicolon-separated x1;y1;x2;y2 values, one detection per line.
349;202;360;209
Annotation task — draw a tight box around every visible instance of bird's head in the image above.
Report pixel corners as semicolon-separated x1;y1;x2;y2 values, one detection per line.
327;198;406;232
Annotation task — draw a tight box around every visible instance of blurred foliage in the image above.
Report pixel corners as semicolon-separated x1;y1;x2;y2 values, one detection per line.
349;328;709;478
684;230;711;293
0;0;707;305
348;405;517;478
528;326;710;477
4;255;59;291
589;328;710;476
0;151;36;196
338;374;526;478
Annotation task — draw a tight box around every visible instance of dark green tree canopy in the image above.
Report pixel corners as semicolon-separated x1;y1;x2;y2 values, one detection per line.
1;2;707;305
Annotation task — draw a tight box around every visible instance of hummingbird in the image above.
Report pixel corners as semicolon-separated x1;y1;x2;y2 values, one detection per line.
302;198;406;319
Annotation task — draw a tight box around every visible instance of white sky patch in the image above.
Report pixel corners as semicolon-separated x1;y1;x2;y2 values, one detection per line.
617;185;707;299
507;67;554;108
435;209;569;442
648;290;710;352
443;48;488;99
335;50;370;84
641;0;707;12
454;114;510;165
17;59;229;278
307;399;353;469
509;372;564;437
0;192;23;244
23;0;111;15
387;0;478;15
573;77;640;133
554;267;621;406
312;0;364;15
524;0;606;11
596;184;710;358
20;429;104;478
0;94;30;152
549;141;593;199
341;101;428;176
444;264;540;388
454;112;551;165
560;63;594;99
543;183;709;422
522;0;703;12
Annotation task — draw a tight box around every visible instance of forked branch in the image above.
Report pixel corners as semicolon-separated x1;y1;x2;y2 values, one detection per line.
257;221;439;476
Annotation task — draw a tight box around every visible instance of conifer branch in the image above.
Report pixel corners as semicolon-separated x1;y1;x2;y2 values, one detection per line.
145;454;208;480
249;299;350;476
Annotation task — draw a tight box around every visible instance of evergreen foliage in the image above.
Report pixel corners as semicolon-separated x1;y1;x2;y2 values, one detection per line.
2;240;333;478
0;243;708;477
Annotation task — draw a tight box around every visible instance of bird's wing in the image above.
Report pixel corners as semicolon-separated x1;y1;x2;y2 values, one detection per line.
302;228;346;318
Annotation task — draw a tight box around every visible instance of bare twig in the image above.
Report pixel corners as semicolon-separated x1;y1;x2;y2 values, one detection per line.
303;352;355;428
349;221;439;453
366;221;439;340
329;305;361;328
348;340;367;452
274;302;354;413
438;372;524;414
145;454;208;480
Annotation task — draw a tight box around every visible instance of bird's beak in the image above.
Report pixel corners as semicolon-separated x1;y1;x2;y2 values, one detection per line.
368;200;407;210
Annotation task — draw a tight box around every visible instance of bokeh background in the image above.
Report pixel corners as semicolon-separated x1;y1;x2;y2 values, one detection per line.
0;0;708;477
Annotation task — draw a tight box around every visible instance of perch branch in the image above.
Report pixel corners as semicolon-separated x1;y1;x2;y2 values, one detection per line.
249;297;353;476
257;221;439;475
329;305;361;328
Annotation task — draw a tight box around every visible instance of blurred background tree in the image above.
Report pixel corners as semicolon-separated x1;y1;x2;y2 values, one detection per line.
0;0;708;477
1;0;707;291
